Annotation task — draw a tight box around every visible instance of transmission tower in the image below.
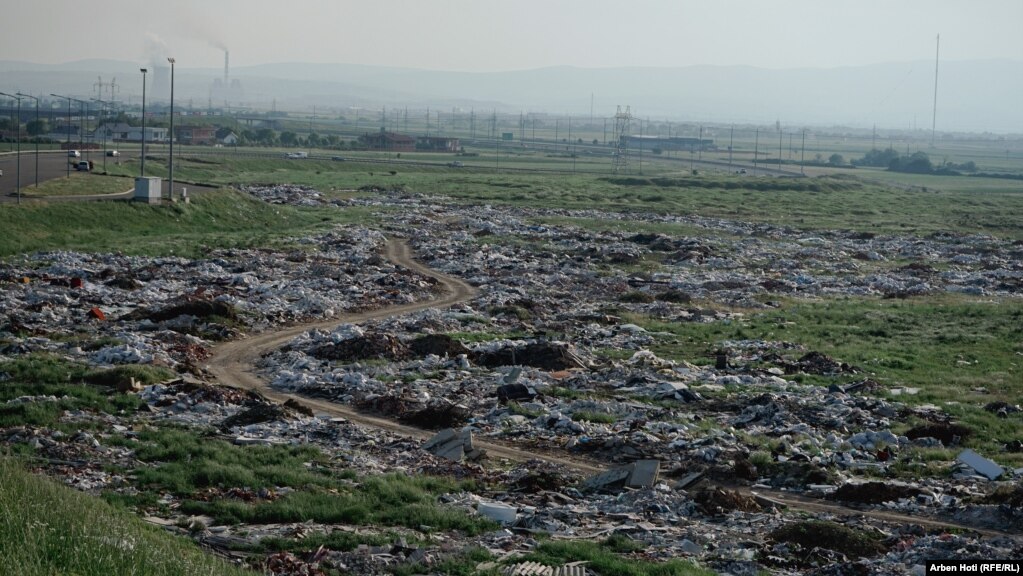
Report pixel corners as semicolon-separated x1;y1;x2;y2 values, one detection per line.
612;105;631;174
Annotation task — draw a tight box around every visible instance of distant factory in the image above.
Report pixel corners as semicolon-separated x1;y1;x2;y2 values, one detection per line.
211;50;243;107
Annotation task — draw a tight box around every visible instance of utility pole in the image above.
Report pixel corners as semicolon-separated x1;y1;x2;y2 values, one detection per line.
931;34;940;146
167;57;176;202
728;125;733;167
17;92;40;194
0;92;21;202
699;125;704;162
754;128;759;176
800;130;806;175
778;128;783;171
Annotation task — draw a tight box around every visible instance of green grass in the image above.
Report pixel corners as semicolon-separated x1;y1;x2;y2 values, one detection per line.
0;355;148;427
515;538;713;576
20;172;135;197
109;427;338;496
177;474;492;534
103;426;493;534
571;410;616;424
0;456;254;576
628;295;1023;463
0;187;378;257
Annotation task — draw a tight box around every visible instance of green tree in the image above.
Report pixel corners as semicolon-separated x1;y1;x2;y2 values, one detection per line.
26;119;50;136
828;153;844;166
279;131;298;146
255;128;277;145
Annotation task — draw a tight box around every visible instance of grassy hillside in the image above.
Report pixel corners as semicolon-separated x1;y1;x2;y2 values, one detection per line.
0;187;378;257
0;456;254;576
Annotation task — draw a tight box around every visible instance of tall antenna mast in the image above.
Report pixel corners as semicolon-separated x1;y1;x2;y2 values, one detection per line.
931;34;940;146
612;105;631;174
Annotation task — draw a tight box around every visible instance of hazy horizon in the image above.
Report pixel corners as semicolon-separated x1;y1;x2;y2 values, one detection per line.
6;0;1022;71
4;0;1022;134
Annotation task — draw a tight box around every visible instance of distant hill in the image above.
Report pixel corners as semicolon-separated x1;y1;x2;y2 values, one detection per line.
2;59;1020;133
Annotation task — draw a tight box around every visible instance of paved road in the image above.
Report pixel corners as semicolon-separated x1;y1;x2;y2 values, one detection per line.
0;151;80;198
0;151;203;203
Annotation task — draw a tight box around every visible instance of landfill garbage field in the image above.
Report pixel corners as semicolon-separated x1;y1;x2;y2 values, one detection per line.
2;176;1023;576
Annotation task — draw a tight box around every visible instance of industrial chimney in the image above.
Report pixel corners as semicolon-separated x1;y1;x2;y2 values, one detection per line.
224;50;229;85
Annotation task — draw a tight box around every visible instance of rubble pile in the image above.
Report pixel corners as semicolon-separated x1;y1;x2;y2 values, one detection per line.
2;192;1021;574
0;228;438;370
242;184;325;206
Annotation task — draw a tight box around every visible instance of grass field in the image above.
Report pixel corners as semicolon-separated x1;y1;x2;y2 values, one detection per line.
0;187;379;257
80;152;1023;240
20;172;134;197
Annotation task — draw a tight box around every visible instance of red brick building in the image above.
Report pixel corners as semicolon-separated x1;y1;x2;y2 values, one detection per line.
174;126;217;145
359;131;416;152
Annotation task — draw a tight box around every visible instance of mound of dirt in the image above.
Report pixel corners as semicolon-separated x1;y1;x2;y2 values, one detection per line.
769;520;886;559
398;401;470;429
408;334;470;358
695;487;762;515
473;342;586;371
311;333;410;362
905;422;972;445
122;299;239;323
830;481;922;505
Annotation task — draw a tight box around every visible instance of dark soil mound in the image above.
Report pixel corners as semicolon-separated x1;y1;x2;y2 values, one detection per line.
408;334;469;358
831;481;922;505
905;422;972;445
473;342;586;371
122;299;239;323
220;403;287;430
694;487;761;515
654;289;692;303
398;401;470;429
311;334;410;362
770;521;885;559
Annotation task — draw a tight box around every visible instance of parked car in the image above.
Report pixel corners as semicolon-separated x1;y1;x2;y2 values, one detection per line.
68;150;81;158
448;161;464;168
331;156;346;161
76;161;91;172
107;150;120;157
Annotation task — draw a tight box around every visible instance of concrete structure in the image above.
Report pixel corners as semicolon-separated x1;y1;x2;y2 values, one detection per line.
416;136;460;152
95;122;168;143
134;176;162;204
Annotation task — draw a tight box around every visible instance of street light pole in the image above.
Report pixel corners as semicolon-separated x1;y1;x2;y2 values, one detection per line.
0;92;21;202
16;93;39;193
167;57;175;201
140;68;147;177
50;94;72;178
93;99;109;172
70;98;89;163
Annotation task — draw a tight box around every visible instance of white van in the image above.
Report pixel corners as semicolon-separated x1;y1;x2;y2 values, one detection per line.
68;150;81;158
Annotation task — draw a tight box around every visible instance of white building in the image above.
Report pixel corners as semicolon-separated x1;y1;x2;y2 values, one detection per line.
94;122;169;143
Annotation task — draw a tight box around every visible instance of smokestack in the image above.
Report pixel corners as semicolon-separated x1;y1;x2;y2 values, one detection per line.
224;50;229;85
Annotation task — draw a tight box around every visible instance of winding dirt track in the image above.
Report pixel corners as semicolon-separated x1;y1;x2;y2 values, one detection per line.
207;238;1016;538
208;238;601;473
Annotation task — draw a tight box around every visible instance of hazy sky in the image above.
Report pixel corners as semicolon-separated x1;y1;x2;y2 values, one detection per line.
6;0;1022;71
